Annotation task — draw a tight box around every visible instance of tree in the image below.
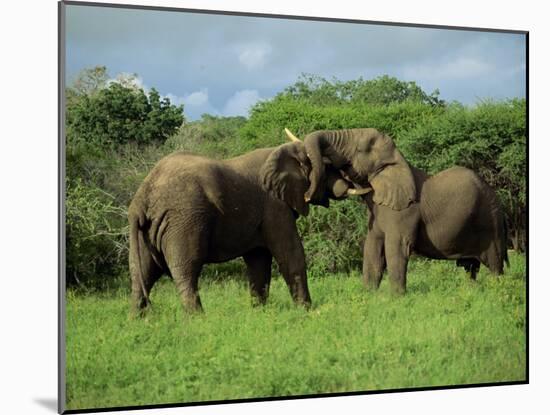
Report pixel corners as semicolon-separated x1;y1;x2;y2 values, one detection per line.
70;65;109;96
165;114;247;158
66;69;184;147
282;74;444;107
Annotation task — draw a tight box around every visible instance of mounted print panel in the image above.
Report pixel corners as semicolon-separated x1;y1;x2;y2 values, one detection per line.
59;1;527;413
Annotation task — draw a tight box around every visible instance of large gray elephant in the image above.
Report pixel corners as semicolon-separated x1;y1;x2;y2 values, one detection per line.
285;128;508;294
128;141;352;315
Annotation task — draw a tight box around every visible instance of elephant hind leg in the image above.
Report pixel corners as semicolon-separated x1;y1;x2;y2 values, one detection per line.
130;231;163;316
169;260;204;313
163;230;207;313
243;247;272;306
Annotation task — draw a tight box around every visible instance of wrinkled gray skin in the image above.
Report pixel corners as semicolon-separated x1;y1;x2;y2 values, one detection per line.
302;128;508;294
128;142;348;315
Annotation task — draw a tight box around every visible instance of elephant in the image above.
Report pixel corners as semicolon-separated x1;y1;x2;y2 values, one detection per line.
284;127;509;294
128;141;355;315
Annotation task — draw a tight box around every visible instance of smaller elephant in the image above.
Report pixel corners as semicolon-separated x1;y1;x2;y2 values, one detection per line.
285;128;509;294
128;140;353;315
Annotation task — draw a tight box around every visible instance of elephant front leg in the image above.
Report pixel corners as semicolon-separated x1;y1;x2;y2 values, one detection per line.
283;268;312;308
244;248;273;306
363;230;386;291
272;241;311;308
384;234;412;295
263;209;312;308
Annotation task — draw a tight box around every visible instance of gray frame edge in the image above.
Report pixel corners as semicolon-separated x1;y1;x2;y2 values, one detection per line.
58;1;67;413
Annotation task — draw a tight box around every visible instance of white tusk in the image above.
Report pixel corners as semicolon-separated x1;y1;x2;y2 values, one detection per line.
346;187;373;196
285;128;302;142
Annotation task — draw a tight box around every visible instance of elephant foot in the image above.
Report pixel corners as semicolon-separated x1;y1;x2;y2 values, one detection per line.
300;300;312;310
250;295;268;307
456;258;480;281
391;290;406;297
182;301;204;314
130;302;152;319
364;278;382;292
293;296;312;310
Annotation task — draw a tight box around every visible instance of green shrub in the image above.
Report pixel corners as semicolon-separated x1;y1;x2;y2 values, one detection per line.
66;67;184;147
239;96;443;150
66;180;128;288
164;114;247;158
64;70;527;290
298;199;368;277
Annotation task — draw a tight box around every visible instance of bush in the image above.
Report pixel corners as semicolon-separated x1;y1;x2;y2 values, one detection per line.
298;199;368;277
66;141;167;289
67;72;184;147
164;114;247;158
66;180;128;288
64;70;526;290
239;96;443;151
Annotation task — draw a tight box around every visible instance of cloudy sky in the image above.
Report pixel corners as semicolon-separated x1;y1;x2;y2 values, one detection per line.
65;4;526;120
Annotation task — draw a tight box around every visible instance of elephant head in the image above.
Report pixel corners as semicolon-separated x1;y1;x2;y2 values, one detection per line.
290;128;416;211
260;139;371;216
260;142;313;216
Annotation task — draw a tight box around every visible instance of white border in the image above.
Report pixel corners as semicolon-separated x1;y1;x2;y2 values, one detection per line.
1;1;545;414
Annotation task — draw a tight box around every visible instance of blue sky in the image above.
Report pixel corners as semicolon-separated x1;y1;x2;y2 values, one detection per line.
65;4;526;120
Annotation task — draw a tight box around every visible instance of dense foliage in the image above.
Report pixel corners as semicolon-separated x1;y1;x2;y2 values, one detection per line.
65;67;184;286
165;114;247;158
65;68;526;289
283;74;445;106
67;70;184;147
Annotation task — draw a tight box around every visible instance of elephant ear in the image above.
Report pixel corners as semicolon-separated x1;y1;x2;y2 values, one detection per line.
370;152;416;211
260;143;310;216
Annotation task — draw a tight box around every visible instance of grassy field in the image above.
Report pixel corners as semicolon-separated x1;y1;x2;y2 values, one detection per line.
65;253;526;411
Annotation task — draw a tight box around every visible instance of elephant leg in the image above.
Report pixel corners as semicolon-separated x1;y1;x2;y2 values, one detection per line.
363;230;385;291
456;258;480;280
263;209;311;307
384;234;411;295
163;231;206;313
470;259;480;280
130;231;163;316
243;247;272;306
167;260;203;313
273;241;311;307
480;242;504;276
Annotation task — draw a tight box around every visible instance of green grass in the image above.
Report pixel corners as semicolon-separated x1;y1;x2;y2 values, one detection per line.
65;253;526;410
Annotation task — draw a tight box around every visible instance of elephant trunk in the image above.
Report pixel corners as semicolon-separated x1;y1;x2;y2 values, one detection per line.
303;130;353;201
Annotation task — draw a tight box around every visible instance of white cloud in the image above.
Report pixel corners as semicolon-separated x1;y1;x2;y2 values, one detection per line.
404;57;493;81
165;88;220;120
183;88;209;107
222;89;262;117
164;93;185;107
237;43;272;70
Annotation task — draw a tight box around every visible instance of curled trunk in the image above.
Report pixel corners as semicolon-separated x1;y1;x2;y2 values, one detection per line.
303;130;353;201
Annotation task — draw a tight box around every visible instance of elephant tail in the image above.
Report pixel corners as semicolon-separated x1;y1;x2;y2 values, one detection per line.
129;208;151;307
